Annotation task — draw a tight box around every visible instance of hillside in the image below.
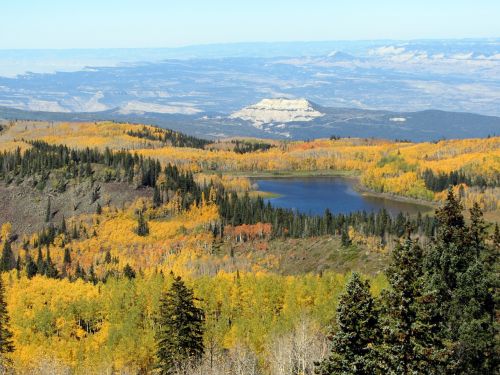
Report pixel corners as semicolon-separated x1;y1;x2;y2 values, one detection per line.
3;120;498;211
2;101;500;141
0;119;497;373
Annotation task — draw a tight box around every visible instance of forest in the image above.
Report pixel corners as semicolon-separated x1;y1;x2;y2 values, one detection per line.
0;120;498;374
2;120;498;212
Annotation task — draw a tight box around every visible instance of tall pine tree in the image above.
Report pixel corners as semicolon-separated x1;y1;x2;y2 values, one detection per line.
316;272;380;375
136;211;149;237
0;276;13;358
380;237;445;374
156;275;205;374
0;240;15;272
424;191;497;374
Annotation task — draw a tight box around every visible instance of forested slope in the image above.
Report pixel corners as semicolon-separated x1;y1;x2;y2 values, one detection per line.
0;120;497;374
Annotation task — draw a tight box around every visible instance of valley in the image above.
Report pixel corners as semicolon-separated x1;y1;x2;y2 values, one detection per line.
1;1;498;372
0;119;497;373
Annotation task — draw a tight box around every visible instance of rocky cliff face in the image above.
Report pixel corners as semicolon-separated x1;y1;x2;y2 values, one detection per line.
230;98;324;128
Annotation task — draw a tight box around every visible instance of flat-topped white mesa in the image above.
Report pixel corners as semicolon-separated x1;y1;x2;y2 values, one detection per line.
230;98;324;127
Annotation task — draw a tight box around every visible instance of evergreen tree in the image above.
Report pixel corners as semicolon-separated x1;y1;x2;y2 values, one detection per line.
380;237;445;374
44;247;58;279
63;248;71;265
36;246;45;276
341;227;351;248
25;253;37;279
468;202;487;257
0;276;14;356
445;204;497;374
45;196;51;223
96;203;102;215
104;249;112;264
0;240;15;272
423;191;497;374
123;263;136;280
88;265;97;284
492;223;500;249
156;275;205;374
136;211;149;237
74;262;86;280
15;256;21;279
315;272;380;375
71;224;79;240
153;186;162;208
60;215;67;234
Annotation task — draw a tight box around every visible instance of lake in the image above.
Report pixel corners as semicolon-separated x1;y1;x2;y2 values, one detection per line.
255;177;433;216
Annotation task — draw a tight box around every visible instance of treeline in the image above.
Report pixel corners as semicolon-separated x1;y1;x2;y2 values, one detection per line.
421;168;498;191
0;141;170;192
0;141;162;187
317;192;499;375
1;142;433;245
216;192;435;240
230;140;274;154
125;125;210;149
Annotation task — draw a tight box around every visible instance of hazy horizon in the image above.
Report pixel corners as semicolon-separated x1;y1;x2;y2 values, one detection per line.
2;1;500;49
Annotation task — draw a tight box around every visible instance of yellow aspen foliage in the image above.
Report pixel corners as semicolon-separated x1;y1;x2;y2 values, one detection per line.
1;222;12;241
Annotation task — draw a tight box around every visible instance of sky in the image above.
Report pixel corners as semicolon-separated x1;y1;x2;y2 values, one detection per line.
1;0;499;49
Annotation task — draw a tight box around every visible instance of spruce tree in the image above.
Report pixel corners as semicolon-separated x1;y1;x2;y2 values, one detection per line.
36;247;45;276
88;265;97;284
71;224;79;240
153;186;162;208
156;275;205;374
44;247;58;279
0;276;13;356
15;256;21;279
60;215;67;234
123;263;136;280
104;249;112;264
45;196;51;223
0;240;15;272
136;211;149;237
315;272;380;375
423;191;497;374
445;204;497;374
63;248;71;265
74;262;86;280
25;253;37;279
341;227;351;248
380;237;445;374
492;223;500;249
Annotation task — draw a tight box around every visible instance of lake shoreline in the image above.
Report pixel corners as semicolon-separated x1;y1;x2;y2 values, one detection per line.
225;169;359;178
251;174;435;216
225;169;437;214
353;183;436;214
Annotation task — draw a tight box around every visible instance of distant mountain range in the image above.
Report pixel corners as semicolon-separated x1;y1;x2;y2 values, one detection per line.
1;40;499;117
1;40;498;141
1;98;499;141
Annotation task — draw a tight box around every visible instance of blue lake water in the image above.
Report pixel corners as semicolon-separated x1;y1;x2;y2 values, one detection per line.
255;177;432;216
